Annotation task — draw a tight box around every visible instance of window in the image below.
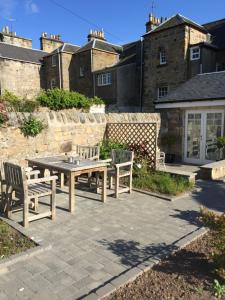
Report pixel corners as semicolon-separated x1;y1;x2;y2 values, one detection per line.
158;86;168;99
190;46;200;61
79;67;85;77
52;55;57;67
216;62;225;72
51;78;57;89
159;48;166;65
97;73;112;86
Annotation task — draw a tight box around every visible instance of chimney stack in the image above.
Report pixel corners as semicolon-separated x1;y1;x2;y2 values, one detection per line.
1;25;32;48
87;29;106;42
145;13;166;32
40;32;64;53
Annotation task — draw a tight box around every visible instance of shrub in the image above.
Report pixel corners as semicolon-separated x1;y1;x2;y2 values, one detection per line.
0;90;38;112
133;161;193;195
37;89;104;111
0;113;5;126
99;140;128;159
20;116;44;137
217;137;225;149
201;208;225;280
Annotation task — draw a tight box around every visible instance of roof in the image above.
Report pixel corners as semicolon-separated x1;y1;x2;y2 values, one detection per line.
76;39;122;54
62;43;80;53
0;42;48;64
203;18;225;48
156;72;225;103
144;14;207;36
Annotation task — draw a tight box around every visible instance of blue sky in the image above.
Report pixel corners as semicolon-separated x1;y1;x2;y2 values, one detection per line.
0;0;225;49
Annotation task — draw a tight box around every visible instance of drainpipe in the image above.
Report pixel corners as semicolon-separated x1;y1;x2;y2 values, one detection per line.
139;37;144;112
91;48;96;97
58;48;62;89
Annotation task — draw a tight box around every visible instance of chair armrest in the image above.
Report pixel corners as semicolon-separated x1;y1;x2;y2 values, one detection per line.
27;176;58;185
25;167;33;172
26;170;40;176
115;161;133;168
100;158;112;163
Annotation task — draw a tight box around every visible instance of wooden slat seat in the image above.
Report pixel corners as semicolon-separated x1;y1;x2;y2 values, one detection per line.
28;183;52;197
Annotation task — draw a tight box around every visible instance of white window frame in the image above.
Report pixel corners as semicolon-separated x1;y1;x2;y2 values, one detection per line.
190;46;200;61
159;49;166;65
158;86;168;99
51;78;57;89
79;67;85;77
97;73;112;86
51;55;57;67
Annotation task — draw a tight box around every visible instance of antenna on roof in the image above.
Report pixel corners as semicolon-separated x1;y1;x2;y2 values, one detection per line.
151;0;156;15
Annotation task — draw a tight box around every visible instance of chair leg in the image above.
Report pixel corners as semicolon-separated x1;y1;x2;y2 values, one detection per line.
60;173;64;188
6;186;13;218
95;173;100;193
51;180;56;220
23;196;29;228
109;176;113;189
115;173;119;199
129;172;132;194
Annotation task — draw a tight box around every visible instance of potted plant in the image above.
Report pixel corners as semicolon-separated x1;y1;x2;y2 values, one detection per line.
160;134;177;163
217;136;225;160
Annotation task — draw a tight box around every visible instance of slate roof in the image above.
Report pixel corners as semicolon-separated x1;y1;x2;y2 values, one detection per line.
62;43;80;53
203;18;225;49
0;42;47;64
76;39;122;54
144;14;207;36
156;72;225;103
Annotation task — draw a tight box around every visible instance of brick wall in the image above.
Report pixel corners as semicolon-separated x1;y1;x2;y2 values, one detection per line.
0;111;160;165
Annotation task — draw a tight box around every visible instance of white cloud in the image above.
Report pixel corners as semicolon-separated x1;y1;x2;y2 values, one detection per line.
25;0;39;14
0;0;17;19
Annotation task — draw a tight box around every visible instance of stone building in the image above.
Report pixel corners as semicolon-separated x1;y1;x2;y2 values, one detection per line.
144;15;225;164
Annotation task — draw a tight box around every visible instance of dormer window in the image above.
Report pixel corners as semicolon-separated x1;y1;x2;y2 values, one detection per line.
159;48;166;65
52;55;57;67
190;46;200;61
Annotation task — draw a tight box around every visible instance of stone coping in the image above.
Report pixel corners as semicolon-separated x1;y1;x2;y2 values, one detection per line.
132;188;191;202
0;217;51;273
84;227;208;300
200;159;225;169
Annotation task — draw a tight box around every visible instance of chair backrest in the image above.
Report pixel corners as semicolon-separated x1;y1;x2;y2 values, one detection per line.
73;145;100;160
0;161;4;183
3;162;27;195
111;150;134;165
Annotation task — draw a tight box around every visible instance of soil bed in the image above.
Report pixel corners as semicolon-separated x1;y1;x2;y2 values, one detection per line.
0;220;36;260
105;232;225;300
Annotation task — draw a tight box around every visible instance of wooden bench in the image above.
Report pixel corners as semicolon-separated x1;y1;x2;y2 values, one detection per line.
200;160;225;180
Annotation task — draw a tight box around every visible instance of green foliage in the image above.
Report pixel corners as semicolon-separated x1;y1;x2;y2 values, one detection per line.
201;208;225;280
99;139;128;160
217;137;225;149
37;89;105;111
0;112;5;126
213;279;225;298
20;116;44;137
0;90;38;112
133;161;193;196
0;220;35;259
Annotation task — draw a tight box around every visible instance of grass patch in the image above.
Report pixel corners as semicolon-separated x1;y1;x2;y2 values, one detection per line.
0;220;36;260
133;169;193;196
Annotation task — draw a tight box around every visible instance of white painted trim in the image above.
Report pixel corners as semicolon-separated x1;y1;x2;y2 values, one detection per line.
184;109;224;165
155;99;225;109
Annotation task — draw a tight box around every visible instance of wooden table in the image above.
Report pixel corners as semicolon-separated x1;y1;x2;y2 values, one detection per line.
27;156;108;213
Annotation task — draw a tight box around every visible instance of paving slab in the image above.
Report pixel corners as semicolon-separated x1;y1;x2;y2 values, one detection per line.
0;180;224;300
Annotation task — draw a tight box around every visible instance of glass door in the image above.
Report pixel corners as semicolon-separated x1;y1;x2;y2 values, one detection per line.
185;110;224;165
185;112;203;164
205;112;223;161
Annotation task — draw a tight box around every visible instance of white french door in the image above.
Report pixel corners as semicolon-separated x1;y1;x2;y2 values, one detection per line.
184;110;224;165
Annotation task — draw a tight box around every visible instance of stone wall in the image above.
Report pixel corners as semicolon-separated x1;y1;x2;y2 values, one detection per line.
0;59;43;99
2;33;32;48
92;49;118;72
0;111;160;165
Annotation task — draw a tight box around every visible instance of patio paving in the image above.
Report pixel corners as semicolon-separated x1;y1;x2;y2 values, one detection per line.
0;180;224;300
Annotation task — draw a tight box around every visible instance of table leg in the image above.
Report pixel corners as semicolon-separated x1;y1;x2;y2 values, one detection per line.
69;173;75;213
102;168;107;203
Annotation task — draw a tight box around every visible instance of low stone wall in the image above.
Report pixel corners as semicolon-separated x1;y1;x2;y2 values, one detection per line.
0;110;160;165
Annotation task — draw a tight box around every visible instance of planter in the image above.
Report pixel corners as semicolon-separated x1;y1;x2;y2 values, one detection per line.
165;153;175;163
89;104;105;113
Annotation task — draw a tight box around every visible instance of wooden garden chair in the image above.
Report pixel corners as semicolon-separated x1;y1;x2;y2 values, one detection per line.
107;149;134;198
4;162;57;228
